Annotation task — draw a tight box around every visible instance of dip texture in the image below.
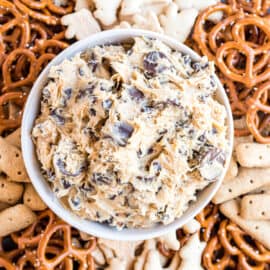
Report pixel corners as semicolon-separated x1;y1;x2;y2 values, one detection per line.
32;37;228;229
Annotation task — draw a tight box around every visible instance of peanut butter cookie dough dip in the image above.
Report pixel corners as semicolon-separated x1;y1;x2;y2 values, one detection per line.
32;37;229;229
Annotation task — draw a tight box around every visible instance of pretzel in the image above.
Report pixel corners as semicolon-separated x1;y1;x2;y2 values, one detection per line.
246;82;270;143
2;49;37;91
11;209;56;249
0;91;26;134
192;1;270;142
38;221;96;269
13;0;60;25
196;204;220;242
0;210;96;270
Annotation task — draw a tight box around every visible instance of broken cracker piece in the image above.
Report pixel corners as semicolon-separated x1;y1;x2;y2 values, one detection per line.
61;8;101;40
133;11;163;33
93;0;121;26
179;232;205;270
160;4;198;42
75;0;90;11
158;230;180;250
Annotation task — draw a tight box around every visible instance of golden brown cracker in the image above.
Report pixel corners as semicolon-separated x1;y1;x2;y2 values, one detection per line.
0;176;24;204
223;157;238;183
220;199;270;250
241;194;270;220
0;204;37;237
236;143;270;168
23;184;47;211
212;168;270;204
5;128;21;149
0;137;29;182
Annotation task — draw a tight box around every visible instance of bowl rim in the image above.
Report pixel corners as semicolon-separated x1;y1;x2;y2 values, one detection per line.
21;29;234;241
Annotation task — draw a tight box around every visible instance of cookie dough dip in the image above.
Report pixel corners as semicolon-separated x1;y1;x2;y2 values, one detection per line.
32;37;229;229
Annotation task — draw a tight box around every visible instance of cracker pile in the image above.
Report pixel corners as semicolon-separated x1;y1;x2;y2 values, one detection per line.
61;0;220;42
1;0;270;269
0;128;47;237
212;134;270;250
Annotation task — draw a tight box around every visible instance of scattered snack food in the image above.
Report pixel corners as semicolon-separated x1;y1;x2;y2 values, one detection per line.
0;210;96;269
1;0;270;269
32;36;229;229
191;1;270;142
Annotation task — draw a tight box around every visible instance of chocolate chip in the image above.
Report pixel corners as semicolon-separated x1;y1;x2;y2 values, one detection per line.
143;51;170;77
50;108;65;125
113;122;134;146
102;99;112;110
92;173;112;185
89;108;96;116
56;159;86;177
128;87;144;101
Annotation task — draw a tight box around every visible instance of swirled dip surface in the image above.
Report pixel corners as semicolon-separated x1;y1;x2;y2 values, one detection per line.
33;37;228;229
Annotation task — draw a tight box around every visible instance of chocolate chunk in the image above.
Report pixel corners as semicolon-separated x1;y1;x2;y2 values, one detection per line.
128;87;144;101
102;99;112;110
113;122;134;146
92;173;112;185
56;159;86;177
89;108;96;116
50;108;65;125
76;83;95;100
143;51;170;77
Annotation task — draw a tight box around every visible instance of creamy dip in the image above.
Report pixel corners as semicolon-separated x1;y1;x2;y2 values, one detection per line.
32;37;228;229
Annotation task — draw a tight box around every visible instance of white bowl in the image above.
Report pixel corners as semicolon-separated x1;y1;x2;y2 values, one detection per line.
21;29;233;241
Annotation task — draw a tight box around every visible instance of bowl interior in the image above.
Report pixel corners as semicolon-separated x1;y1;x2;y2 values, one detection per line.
22;29;234;241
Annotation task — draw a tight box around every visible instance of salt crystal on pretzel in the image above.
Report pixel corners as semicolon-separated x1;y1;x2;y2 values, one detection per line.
160;4;198;42
220;199;270;250
241;194;270;220
61;8;101;40
212;167;270;204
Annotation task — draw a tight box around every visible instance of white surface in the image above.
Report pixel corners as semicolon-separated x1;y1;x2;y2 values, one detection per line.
21;29;234;241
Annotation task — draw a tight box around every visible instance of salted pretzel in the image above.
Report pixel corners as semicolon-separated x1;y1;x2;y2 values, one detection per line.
196;204;220;242
246;81;270;143
38;220;96;270
0;210;97;270
0;91;26;134
192;1;270;142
